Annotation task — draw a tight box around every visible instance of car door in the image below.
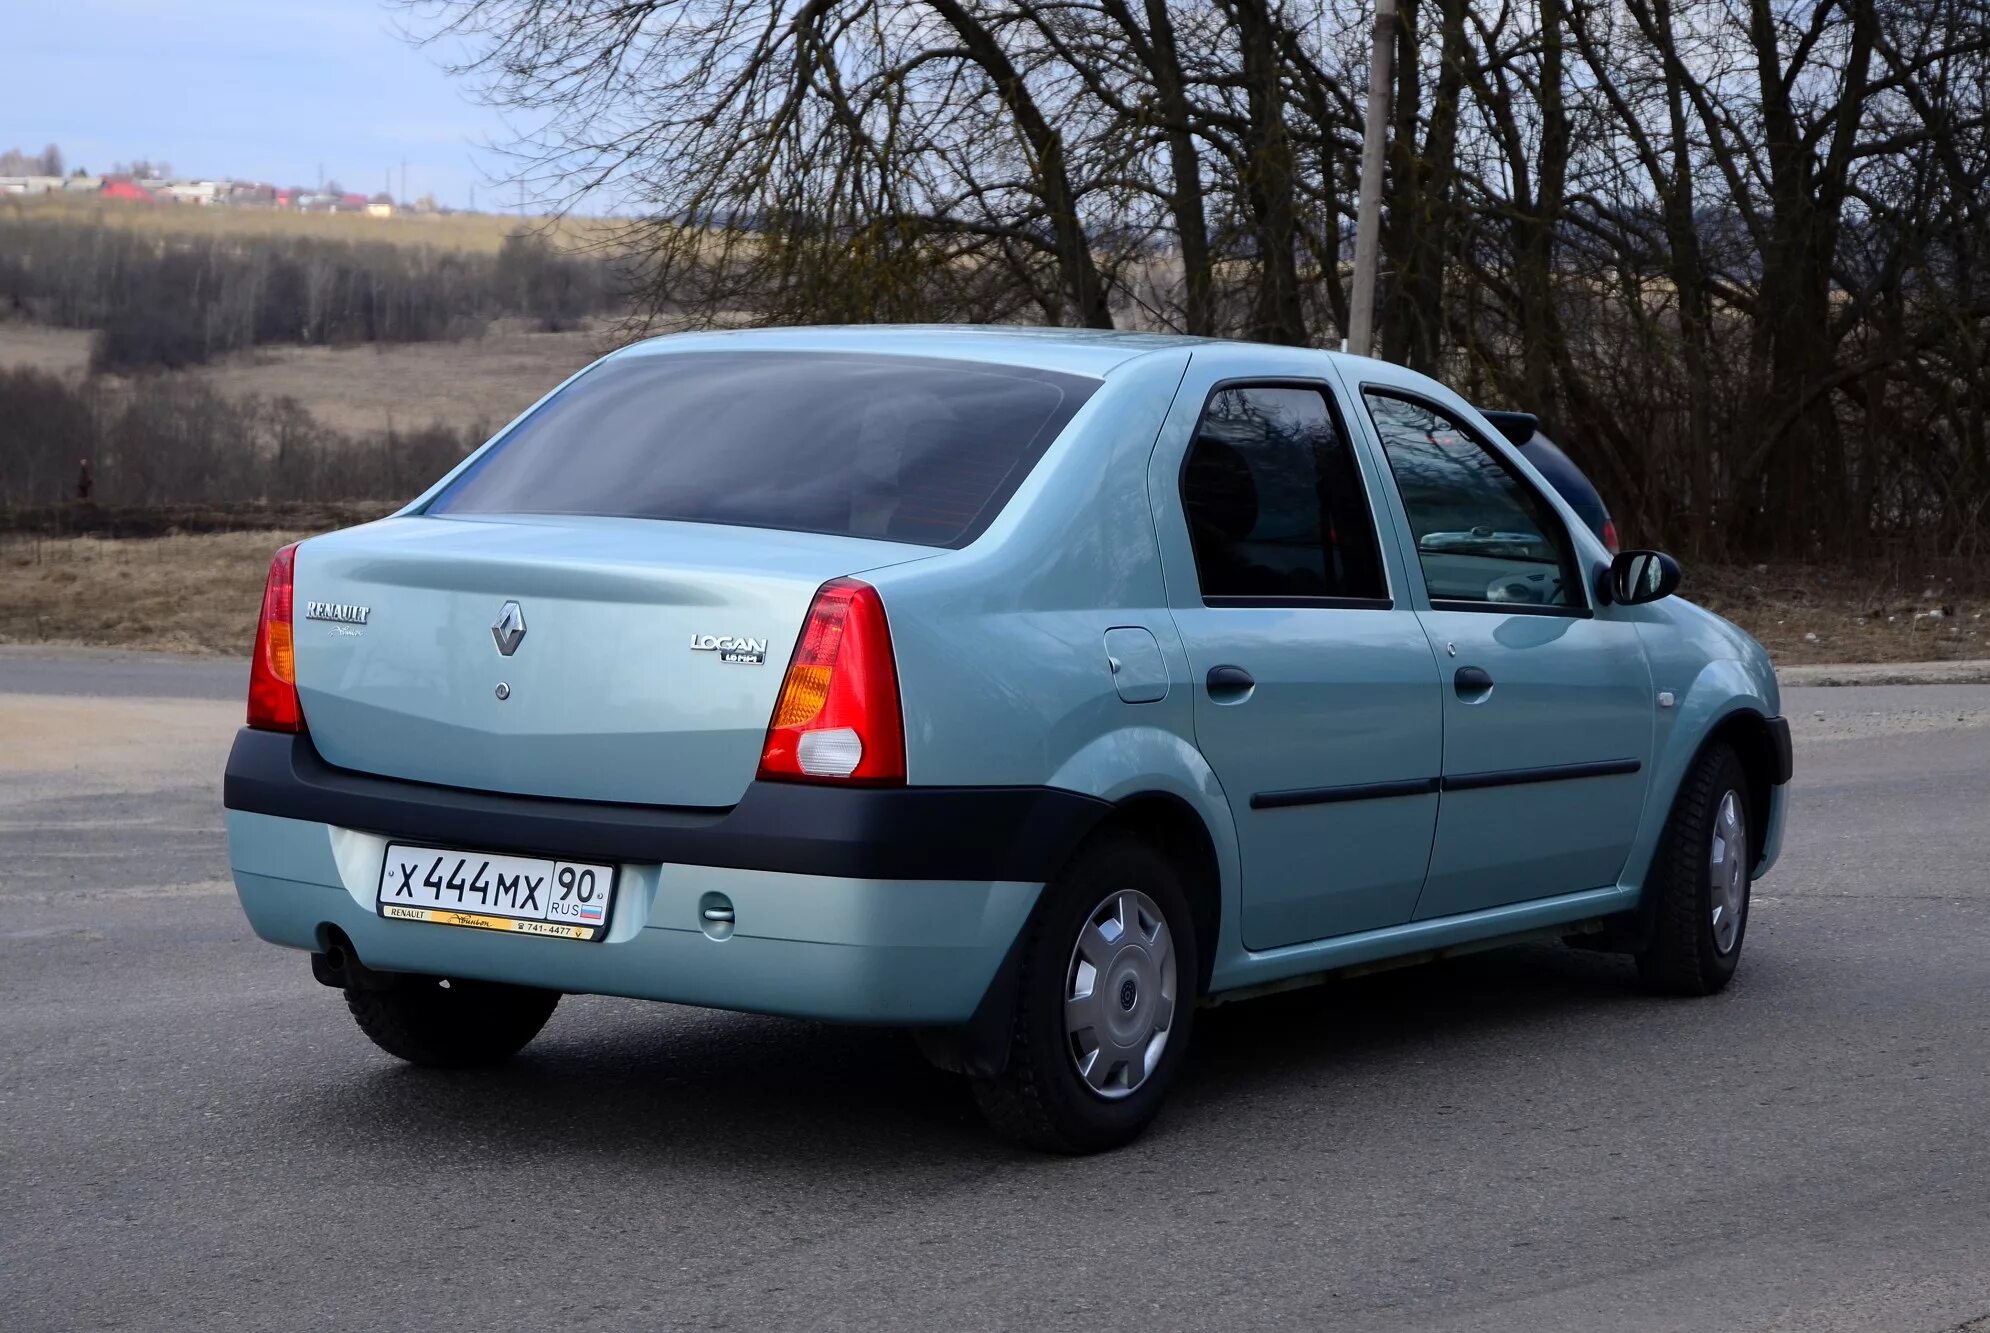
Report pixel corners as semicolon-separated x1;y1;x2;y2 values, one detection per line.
1355;386;1654;921
1152;364;1445;950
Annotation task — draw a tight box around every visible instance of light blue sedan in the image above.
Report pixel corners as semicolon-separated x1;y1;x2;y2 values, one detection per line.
224;327;1791;1152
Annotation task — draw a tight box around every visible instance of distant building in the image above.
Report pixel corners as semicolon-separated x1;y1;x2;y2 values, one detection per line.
98;177;155;202
0;175;66;195
159;179;224;205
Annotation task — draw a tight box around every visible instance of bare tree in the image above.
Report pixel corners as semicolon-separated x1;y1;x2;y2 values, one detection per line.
398;0;1990;556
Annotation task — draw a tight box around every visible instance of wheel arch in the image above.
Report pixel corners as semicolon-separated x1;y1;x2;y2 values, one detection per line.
1089;791;1222;998
1701;708;1781;850
1622;651;1784;894
1632;700;1783;899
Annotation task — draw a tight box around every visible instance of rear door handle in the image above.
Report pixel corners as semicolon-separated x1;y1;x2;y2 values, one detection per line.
1206;665;1255;700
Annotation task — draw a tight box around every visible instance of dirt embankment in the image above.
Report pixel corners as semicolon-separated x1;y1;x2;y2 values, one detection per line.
0;529;321;655
1686;560;1987;666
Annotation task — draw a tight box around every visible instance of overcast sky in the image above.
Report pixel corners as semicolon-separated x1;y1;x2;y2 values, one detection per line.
2;0;519;208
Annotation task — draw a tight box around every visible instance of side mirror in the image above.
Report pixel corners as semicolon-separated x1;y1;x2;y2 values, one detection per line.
1608;549;1681;605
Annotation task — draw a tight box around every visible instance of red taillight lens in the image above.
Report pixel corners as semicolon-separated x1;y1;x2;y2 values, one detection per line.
1601;519;1620;554
757;578;905;784
247;542;304;733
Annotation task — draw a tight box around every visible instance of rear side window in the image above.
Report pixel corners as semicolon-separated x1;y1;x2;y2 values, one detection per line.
428;351;1099;547
1179;385;1389;604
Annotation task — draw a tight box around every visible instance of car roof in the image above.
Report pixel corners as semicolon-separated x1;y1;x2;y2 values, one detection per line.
614;324;1390;380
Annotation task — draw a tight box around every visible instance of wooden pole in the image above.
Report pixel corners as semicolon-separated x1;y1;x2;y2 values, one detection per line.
1346;0;1397;357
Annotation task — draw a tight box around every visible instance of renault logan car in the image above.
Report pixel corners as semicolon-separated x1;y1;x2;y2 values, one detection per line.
224;327;1791;1152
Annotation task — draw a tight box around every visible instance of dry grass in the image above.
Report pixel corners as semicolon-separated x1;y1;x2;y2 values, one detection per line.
190;322;624;433
0;316;627;434
0;322;94;376
0;530;315;655
4;529;1985;664
1;193;617;254
1684;561;1989;664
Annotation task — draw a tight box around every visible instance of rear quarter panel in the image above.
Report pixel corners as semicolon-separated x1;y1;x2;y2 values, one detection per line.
867;348;1193;781
862;347;1243;905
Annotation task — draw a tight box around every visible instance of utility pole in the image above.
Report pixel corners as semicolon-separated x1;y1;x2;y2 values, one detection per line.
1346;0;1398;357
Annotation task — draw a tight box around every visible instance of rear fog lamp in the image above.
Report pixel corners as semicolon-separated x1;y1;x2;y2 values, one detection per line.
796;727;864;778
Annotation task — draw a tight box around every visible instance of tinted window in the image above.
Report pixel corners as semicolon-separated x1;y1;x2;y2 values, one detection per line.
428;351;1099;547
1363;392;1579;609
1180;386;1388;602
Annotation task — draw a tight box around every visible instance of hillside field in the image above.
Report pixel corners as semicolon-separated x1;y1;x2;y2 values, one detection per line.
0;192;618;253
0;316;621;435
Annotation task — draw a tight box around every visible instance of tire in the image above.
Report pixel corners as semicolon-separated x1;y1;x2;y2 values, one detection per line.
971;831;1200;1154
344;975;560;1068
1636;742;1753;996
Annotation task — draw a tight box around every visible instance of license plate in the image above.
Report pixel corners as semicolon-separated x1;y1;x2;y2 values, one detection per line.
376;844;616;942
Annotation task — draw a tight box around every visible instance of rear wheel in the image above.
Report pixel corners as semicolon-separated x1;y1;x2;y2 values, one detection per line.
1636;743;1753;996
971;832;1199;1153
345;975;560;1068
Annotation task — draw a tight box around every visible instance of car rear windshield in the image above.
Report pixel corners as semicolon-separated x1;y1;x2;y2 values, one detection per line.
425;350;1101;547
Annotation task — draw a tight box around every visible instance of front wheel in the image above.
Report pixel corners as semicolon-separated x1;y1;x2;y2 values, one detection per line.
971;832;1200;1153
345;975;560;1067
1636;742;1754;995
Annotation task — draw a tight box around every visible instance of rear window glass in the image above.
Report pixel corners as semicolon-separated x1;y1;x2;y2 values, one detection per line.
426;350;1099;547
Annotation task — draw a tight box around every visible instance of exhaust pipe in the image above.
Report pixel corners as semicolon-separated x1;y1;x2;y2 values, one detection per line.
310;939;350;989
310;929;398;991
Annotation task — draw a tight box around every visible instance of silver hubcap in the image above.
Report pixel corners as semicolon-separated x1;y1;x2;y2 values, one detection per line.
1065;889;1176;1100
1710;789;1749;955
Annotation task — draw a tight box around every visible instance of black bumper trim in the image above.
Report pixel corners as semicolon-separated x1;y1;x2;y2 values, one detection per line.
224;729;1110;883
1765;716;1793;785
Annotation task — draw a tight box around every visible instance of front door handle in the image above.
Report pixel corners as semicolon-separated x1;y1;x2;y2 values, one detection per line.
1454;665;1494;697
1206;664;1255;701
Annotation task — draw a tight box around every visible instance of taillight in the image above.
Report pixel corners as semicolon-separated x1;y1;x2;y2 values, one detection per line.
757;578;904;784
247;542;304;733
1601;519;1620;554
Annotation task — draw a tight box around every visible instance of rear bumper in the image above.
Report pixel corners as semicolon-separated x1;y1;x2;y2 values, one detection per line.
229;811;1039;1024
221;730;1102;1023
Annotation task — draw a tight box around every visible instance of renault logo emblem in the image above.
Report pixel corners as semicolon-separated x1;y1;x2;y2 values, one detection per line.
491;601;527;656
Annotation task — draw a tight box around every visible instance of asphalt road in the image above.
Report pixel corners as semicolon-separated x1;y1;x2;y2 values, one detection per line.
3;648;1988;1332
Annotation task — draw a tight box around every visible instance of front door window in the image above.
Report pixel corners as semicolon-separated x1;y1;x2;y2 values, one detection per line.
1362;392;1580;612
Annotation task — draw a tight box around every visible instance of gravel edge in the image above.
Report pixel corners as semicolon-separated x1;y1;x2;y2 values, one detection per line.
1776;660;1990;687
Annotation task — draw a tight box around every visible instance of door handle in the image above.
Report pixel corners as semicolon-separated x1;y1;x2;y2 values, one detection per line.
1206;665;1255;701
1454;665;1494;697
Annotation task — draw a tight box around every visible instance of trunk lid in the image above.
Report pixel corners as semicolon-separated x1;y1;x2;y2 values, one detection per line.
292;515;936;807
